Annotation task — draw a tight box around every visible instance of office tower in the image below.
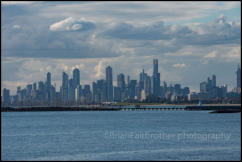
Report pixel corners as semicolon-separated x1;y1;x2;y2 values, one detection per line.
26;84;32;96
117;73;126;101
106;66;113;102
75;85;82;104
129;80;137;99
144;75;151;96
139;69;147;90
200;81;207;93
174;84;181;95
183;87;190;95
46;72;51;104
212;74;216;88
206;77;212;92
117;73;125;91
3;88;10;107
152;59;160;96
114;86;121;102
218;85;227;98
47;72;51;87
236;64;241;93
83;85;92;103
61;72;69;104
33;82;37;91
73;68;80;89
93;79;107;103
68;79;75;103
127;75;130;86
50;85;56;105
92;82;97;103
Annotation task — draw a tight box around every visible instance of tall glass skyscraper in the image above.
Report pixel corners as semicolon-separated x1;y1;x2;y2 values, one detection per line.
62;72;69;104
152;59;160;96
236;64;241;93
73;68;80;89
106;66;113;102
47;72;51;87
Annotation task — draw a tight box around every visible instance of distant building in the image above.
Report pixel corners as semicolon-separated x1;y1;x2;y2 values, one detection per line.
3;88;10;107
152;59;160;96
200;81;207;93
73;68;80;89
236;64;241;93
61;72;69;104
106;66;113;102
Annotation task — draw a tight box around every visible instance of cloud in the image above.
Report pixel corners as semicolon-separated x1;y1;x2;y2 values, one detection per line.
1;1;33;5
173;63;186;68
49;17;95;32
220;46;241;62
1;2;241;94
204;51;217;58
94;59;105;79
12;24;21;29
102;15;240;47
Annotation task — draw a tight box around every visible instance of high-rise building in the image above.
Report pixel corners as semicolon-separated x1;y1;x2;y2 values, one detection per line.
73;68;80;89
68;79;75;103
47;72;51;87
114;86;121;101
236;64;241;93
152;59;160;96
46;72;51;104
144;75;151;96
212;74;216;88
106;66;113;102
117;73;125;91
117;73;126;101
3;88;10;107
129;80;137;99
200;81;207;93
61;72;69;104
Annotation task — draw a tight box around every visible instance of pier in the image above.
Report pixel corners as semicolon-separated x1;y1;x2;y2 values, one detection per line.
1;104;240;113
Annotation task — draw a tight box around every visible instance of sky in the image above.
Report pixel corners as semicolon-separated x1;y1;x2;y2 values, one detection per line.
1;1;241;95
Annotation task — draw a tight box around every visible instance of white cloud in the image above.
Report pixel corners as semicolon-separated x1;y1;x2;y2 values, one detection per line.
12;25;21;29
220;46;241;62
49;17;76;31
1;1;33;5
49;17;95;32
173;63;186;68
204;51;217;58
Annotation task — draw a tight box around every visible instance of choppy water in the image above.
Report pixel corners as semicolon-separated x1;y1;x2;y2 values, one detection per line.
1;111;241;161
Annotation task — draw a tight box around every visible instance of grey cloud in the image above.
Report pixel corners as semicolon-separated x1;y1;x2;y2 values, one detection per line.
101;22;174;40
101;15;240;46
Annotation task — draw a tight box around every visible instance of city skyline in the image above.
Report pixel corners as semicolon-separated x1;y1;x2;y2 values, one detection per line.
1;1;241;94
2;58;241;107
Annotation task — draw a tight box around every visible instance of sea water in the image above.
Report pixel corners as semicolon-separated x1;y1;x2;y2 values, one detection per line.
1;111;241;160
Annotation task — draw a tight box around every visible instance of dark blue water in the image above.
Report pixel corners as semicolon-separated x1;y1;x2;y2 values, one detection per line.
1;111;241;160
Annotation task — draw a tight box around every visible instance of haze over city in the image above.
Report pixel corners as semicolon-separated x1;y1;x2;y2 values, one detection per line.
1;1;241;94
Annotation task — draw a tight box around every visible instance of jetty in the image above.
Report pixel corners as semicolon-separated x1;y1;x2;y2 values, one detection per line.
1;104;240;113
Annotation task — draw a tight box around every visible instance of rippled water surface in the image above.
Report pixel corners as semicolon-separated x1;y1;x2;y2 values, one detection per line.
1;111;241;160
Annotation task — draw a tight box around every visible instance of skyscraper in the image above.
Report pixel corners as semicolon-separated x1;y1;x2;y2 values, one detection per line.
47;72;51;87
117;73;125;91
152;59;160;96
117;73;126;101
212;74;216;88
46;72;51;104
3;88;10;107
106;66;113;102
73;68;80;89
236;64;241;93
61;72;69;104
